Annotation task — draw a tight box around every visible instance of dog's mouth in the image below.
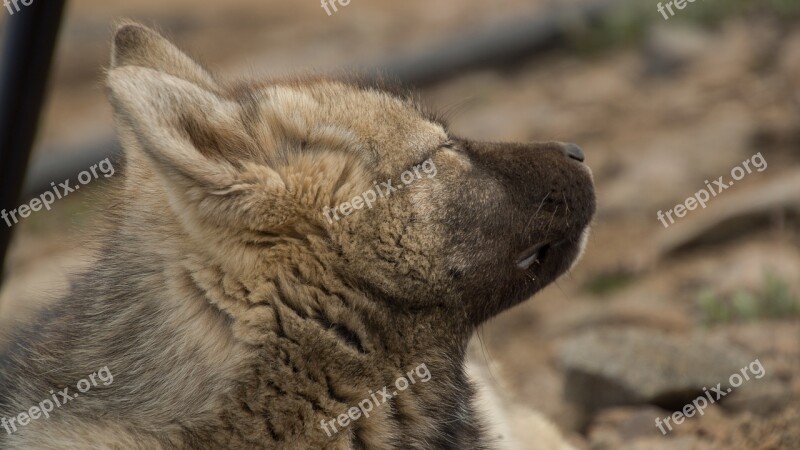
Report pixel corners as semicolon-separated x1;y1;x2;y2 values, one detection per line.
513;233;586;280
491;234;586;314
515;241;553;270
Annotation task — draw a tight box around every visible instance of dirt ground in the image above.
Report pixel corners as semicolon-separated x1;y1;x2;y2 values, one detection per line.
1;1;799;448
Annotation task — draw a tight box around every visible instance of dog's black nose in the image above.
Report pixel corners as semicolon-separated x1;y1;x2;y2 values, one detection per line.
563;143;585;162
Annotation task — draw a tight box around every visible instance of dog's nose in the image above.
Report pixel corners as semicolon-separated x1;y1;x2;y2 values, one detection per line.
563;143;585;162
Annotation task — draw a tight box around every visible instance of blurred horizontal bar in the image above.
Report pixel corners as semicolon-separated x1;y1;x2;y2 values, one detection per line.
24;134;122;197
22;0;620;198
368;0;620;86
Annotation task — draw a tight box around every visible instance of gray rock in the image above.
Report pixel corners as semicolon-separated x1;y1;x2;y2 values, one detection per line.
643;24;715;76
657;170;800;257
722;380;792;416
588;406;709;450
560;328;752;411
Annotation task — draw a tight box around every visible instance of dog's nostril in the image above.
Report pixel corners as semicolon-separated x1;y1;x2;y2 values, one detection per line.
563;143;585;162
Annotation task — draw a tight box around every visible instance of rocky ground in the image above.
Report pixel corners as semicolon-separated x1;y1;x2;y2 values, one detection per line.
1;1;799;449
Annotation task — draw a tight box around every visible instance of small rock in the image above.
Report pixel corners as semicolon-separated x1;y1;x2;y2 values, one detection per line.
560;328;752;411
643;24;715;76
723;380;792;416
588;406;709;450
657;171;800;257
545;297;692;337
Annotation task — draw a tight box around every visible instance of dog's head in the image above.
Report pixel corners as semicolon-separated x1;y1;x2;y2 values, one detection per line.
107;23;595;326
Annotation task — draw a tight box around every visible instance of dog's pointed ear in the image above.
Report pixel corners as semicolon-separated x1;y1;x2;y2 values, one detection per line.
108;62;251;185
106;23;310;236
111;21;216;90
108;21;251;187
106;63;292;230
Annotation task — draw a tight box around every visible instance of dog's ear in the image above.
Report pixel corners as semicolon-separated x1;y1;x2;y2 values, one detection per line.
106;23;329;238
111;22;216;90
107;61;298;235
108;22;259;188
107;65;251;187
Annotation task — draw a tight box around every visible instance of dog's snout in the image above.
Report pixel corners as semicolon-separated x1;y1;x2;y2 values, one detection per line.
563;143;585;162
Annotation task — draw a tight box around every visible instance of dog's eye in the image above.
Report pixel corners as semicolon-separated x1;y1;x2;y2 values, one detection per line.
441;140;456;150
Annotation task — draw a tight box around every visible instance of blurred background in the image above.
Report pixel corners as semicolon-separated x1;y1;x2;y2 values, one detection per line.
1;0;799;448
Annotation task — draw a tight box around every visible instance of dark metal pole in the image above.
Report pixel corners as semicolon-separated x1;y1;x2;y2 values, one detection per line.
0;0;66;282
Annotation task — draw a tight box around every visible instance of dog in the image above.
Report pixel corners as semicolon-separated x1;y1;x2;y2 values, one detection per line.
0;22;595;449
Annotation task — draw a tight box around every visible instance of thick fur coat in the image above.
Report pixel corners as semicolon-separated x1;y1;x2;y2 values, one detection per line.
0;23;595;449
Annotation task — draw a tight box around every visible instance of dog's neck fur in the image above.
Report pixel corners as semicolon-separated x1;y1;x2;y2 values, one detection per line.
173;232;490;449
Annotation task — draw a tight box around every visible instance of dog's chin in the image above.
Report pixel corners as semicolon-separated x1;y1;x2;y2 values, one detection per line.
501;226;591;310
560;230;591;275
568;227;591;272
